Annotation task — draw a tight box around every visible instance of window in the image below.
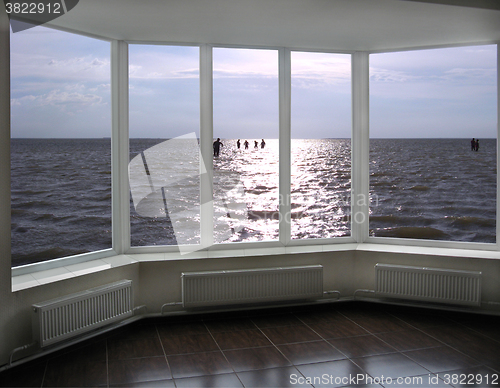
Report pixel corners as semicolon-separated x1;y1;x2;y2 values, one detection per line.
11;36;499;273
369;45;497;243
291;51;352;240
212;48;279;243
10;26;111;267
128;45;200;247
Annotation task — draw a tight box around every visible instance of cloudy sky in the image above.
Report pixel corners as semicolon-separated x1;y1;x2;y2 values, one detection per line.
10;25;497;139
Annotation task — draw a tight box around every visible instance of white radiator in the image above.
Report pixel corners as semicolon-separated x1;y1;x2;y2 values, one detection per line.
32;280;133;347
375;264;481;306
182;265;323;308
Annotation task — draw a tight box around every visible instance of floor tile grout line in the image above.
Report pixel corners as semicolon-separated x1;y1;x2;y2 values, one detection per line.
292;312;355;360
387;315;492;369
39;359;48;388
246;316;314;383
155;324;177;388
292;310;403;361
4;303;500;387
448;317;500;346
289;317;381;384
203;320;246;387
293;309;445;383
378;310;495;381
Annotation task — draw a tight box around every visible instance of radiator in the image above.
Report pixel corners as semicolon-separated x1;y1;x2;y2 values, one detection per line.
181;265;323;308
32;280;133;348
375;264;481;306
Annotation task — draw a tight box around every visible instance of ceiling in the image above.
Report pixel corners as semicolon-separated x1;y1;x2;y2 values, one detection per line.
44;0;500;52
403;0;500;11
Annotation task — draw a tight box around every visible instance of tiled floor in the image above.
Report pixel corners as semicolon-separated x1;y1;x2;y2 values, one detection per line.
1;301;500;387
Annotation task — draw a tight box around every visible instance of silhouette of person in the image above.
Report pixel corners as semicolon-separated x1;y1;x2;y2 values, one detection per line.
261;139;266;149
475;139;479;152
237;139;241;149
471;138;476;151
254;141;258;149
213;138;223;157
244;140;249;149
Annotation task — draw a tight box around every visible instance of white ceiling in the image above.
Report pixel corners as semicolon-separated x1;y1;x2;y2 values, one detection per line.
47;0;500;52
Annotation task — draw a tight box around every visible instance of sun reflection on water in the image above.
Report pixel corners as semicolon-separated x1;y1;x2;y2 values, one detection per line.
213;138;351;243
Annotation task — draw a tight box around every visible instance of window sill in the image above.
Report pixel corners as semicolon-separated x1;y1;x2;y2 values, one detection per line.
12;255;139;292
11;242;500;292
356;242;500;260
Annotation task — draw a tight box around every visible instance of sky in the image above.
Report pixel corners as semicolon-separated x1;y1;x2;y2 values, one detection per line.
9;25;498;139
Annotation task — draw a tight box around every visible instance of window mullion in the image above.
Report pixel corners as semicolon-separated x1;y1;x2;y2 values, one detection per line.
111;40;130;254
279;48;292;246
200;44;214;249
351;51;370;243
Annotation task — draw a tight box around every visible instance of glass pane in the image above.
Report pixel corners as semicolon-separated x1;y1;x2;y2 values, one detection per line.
213;48;279;243
370;45;497;242
291;52;352;239
10;26;111;267
129;45;200;247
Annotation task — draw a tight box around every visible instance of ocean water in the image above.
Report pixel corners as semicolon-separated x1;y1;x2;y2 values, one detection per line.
11;138;496;267
370;138;496;242
11;139;112;267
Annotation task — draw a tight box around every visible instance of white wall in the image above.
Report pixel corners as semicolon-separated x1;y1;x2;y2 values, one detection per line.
2;247;500;366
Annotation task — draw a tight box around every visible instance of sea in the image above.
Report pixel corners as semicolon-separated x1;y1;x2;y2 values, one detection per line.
11;138;496;267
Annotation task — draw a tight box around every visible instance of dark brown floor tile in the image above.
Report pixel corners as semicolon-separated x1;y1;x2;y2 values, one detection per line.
391;312;455;329
160;333;219;355
341;311;413;333
237;366;312;387
0;362;46;388
108;357;171;385
167;351;232;379
107;337;165;360
278;340;346;365
43;359;107;387
251;313;303;328
249;306;298;317
175;373;243;387
294;309;345;325
435;365;500;387
296;359;366;388
50;340;107;363
156;322;209;337
457;317;500;343
375;329;443;351
307;318;370;339
224;346;291;372
335;301;382;314
200;310;249;321
110;379;175;387
212;328;272;349
6;301;500;388
261;324;321;345
145;314;202;325
107;323;159;341
404;346;481;373
352;353;430;379
421;325;500;368
420;324;488;348
204;317;257;332
329;334;396;358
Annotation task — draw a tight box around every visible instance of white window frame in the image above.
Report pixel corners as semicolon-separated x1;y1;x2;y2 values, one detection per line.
365;43;500;252
11;33;500;278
